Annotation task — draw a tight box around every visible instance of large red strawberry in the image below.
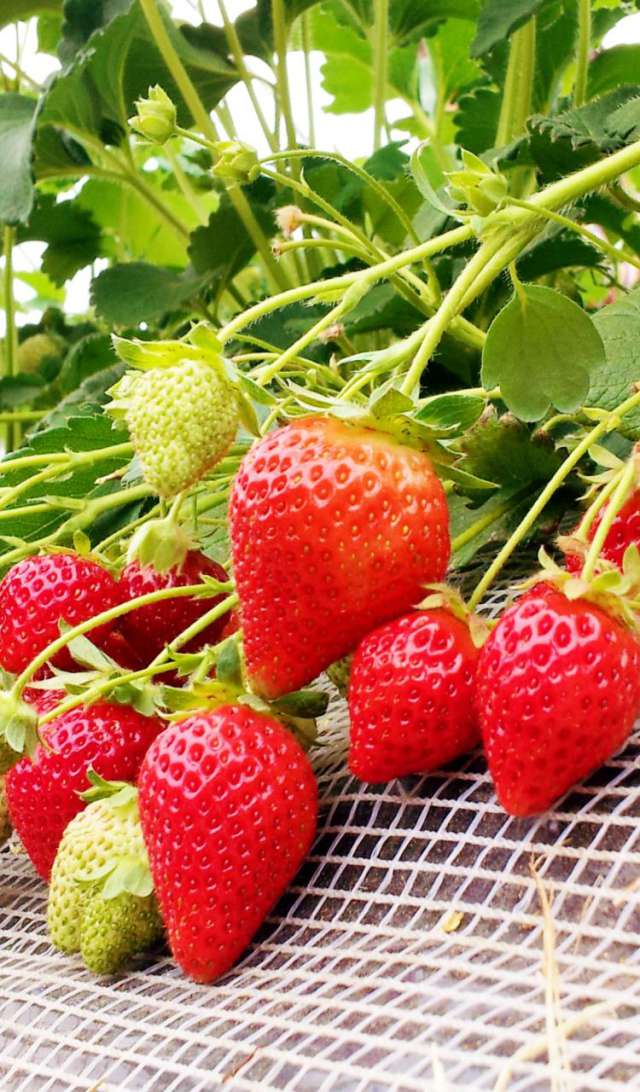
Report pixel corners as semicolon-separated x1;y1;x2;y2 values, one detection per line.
5;701;162;881
138;704;317;983
566;489;640;572
348;607;481;782
477;582;640;816
230;417;450;699
0;553;123;674
119;552;231;661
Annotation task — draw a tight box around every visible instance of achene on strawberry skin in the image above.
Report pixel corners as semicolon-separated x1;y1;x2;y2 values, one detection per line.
230;416;451;700
348;608;481;783
138;704;318;984
477;582;640;816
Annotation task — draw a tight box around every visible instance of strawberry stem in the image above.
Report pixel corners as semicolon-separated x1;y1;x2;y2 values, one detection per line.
12;583;234;699
581;457;637;581
36;592;239;726
468;389;640;609
574;467;624;542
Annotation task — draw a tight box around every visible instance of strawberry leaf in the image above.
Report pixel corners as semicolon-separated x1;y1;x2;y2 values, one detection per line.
481;285;606;421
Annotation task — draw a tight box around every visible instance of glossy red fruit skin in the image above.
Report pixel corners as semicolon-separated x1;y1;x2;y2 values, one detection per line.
230;417;451;699
0;553;123;674
138;705;318;984
566;489;640;573
477;582;640;817
5;701;162;881
348;608;480;782
119;553;230;662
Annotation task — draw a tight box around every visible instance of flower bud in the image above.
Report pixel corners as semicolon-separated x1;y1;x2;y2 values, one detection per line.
446;150;508;218
129;85;177;145
212;140;260;184
275;205;303;237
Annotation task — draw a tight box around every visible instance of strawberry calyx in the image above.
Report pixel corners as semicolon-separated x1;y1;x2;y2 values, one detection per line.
126;511;193;575
520;545;640;633
0;690;39;771
160;632;326;750
417;583;491;649
74;771;154;901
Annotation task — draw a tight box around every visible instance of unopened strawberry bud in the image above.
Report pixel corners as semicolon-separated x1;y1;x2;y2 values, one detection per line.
129;85;177;145
446;149;508;217
213;140;260;184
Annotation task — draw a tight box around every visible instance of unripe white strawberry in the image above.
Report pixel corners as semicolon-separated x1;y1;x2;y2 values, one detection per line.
108;327;239;499
48;775;163;975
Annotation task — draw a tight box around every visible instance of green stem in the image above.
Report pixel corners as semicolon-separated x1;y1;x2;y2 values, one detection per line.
400;233;507;396
574;0;591;109
164;145;209;225
253;283;367;384
272;0;297;151
372;0;389;151
37;592;239;725
507;197;640;270
575;470;622;541
264;149;421;247
220;224;474;343
13;582;234;698
301;13;316;146
139;0;287;292
581;457;635;580
0;411;45;423
3;226;18;451
217;0;278;152
496;18;536;146
468;389;640;609
451;490;532;554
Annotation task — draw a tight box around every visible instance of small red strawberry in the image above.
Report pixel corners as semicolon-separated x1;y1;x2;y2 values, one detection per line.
0;553;123;674
138;704;318;983
5;701;162;881
477;582;640;816
565;489;640;573
119;553;231;662
348;606;481;782
230;417;450;699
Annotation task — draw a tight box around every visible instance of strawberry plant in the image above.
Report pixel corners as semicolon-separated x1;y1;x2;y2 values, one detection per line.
3;0;640;982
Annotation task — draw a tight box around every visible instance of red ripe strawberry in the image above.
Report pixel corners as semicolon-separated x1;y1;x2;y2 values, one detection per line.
566;489;640;572
0;553;123;674
119;552;231;661
5;701;162;881
477;582;640;816
348;608;480;782
138;704;317;983
230;417;450;699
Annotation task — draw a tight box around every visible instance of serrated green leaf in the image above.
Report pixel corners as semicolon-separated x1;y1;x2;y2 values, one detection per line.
482;285;606;421
90;263;203;326
456;409;564;490
588;286;640;437
17;194;102;285
472;0;553;56
0;94;38;225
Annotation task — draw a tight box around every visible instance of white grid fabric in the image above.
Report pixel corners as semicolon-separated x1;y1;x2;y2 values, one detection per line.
1;581;640;1091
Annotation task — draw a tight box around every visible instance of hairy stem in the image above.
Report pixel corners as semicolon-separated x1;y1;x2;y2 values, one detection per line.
372;0;389;151
581;456;635;580
2;227;18;451
574;0;591;109
217;0;278;151
468;389;640;608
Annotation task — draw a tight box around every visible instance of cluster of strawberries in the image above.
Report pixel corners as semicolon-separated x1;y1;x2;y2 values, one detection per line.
0;415;638;984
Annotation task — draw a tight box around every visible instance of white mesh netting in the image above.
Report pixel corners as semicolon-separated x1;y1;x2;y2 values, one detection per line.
1;579;639;1091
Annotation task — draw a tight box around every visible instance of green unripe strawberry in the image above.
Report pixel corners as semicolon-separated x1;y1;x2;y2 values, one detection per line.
108;329;239;499
48;775;163;975
16;332;64;374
